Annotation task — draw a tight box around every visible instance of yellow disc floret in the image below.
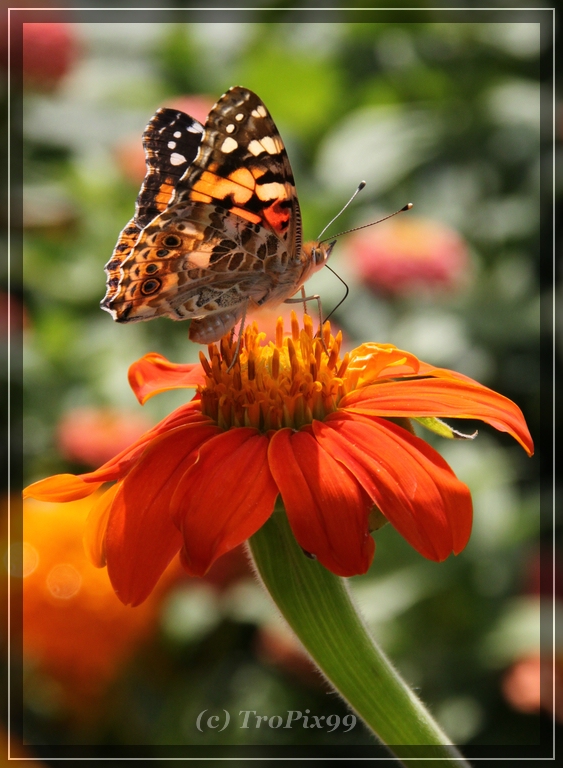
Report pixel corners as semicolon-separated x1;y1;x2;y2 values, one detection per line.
198;312;350;431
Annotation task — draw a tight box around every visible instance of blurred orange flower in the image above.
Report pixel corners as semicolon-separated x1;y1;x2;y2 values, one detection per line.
349;216;471;296
18;495;182;713
0;723;45;766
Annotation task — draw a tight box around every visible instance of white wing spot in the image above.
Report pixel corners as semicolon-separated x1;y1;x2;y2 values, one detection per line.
188;123;204;134
248;139;264;157
173;131;181;138
256;181;286;201
170;152;187;165
251;105;267;118
235;112;245;121
260;136;278;155
226;124;235;134
221;136;238;153
168;141;176;149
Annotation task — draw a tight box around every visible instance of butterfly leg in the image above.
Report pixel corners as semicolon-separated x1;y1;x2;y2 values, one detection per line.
284;294;328;353
227;300;248;373
300;285;308;316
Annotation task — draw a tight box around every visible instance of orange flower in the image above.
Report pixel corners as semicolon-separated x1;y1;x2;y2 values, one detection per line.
24;316;533;606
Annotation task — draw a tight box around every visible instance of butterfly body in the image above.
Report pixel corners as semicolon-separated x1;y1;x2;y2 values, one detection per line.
102;87;332;343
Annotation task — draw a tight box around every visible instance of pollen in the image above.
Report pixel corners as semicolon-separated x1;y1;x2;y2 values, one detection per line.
197;312;347;431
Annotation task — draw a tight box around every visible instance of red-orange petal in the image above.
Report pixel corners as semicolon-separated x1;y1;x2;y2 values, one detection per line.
268;428;375;577
313;413;473;561
104;422;221;606
22;402;209;503
341;377;534;456
83;483;120;567
171;429;278;577
128;352;205;404
23;473;102;502
78;401;208;484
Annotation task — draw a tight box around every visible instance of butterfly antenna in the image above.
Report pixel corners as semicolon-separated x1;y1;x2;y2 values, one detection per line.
322;265;350;324
316;181;367;241
319;202;413;245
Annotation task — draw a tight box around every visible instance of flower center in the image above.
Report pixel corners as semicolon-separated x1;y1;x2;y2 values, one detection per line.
198;313;350;431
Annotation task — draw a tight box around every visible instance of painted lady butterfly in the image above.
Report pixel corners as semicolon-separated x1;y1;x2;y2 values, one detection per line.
101;86;333;344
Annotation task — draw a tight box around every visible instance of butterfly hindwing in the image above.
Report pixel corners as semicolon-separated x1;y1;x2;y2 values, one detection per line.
101;108;203;308
135;108;204;227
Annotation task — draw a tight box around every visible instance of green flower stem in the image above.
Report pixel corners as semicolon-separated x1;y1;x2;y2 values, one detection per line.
248;502;470;767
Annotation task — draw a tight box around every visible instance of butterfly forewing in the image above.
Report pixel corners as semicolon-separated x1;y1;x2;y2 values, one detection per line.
177;86;302;253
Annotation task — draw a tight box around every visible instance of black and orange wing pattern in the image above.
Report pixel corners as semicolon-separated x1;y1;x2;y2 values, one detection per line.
103;87;329;344
101;108;203;307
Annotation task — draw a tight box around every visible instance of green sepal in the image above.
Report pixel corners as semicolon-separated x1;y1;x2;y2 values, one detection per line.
415;416;478;440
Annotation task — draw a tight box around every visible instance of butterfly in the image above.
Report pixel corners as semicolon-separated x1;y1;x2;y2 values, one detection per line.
101;86;334;344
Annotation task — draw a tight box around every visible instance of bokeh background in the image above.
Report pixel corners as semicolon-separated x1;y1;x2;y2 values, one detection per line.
3;9;558;759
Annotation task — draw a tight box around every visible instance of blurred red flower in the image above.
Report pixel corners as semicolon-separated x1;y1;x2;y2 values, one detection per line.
57;407;153;468
0;292;28;337
255;623;322;688
501;549;563;723
349;216;471;296
22;22;80;91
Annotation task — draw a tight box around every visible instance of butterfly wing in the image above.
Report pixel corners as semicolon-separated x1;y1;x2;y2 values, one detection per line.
104;87;307;335
176;85;302;252
101;108;204;308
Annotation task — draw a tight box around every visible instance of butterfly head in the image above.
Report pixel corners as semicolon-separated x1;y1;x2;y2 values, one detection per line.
303;239;336;275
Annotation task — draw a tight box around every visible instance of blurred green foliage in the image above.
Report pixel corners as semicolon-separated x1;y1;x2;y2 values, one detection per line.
14;17;551;755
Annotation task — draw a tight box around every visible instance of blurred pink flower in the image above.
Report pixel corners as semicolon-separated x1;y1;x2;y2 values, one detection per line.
57;407;153;468
22;22;80;91
502;652;563;724
115;95;215;185
501;549;563;723
163;95;215;125
349;216;471;296
255;624;323;688
200;544;251;591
